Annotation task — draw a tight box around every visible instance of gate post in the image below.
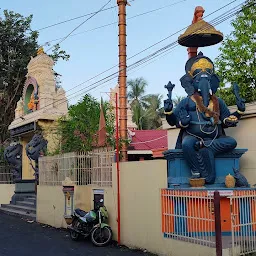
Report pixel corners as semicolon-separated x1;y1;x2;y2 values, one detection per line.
214;191;222;256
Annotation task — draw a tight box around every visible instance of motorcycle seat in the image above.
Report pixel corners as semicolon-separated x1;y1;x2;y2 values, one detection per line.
74;208;87;217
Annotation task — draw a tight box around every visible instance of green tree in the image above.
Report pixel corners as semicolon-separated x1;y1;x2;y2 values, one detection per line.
127;77;147;106
58;94;115;153
128;77;147;129
131;101;147;130
143;94;163;129
127;78;163;129
0;10;69;142
215;0;256;105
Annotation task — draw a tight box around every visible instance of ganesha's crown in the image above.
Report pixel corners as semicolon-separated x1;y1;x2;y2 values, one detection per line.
190;58;213;75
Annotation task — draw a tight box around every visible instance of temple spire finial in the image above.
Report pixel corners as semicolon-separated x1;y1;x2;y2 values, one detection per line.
192;6;205;24
37;47;45;55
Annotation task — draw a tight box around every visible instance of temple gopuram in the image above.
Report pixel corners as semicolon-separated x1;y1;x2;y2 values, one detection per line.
5;48;68;194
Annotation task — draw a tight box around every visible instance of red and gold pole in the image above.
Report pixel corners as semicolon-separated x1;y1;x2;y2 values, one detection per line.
117;0;128;162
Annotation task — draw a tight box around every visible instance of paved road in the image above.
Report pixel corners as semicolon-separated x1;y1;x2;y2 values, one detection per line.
0;213;154;256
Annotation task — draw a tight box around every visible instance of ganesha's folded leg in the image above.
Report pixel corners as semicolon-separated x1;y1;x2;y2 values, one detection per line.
199;148;215;184
182;135;202;177
208;136;237;155
182;135;216;184
198;136;237;184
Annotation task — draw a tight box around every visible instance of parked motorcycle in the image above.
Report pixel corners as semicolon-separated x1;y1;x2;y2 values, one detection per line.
67;199;112;247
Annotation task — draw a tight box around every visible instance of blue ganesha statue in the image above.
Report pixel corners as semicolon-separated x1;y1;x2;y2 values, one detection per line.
164;52;247;185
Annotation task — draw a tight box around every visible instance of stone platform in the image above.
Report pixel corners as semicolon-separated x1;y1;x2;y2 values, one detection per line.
0;194;36;220
0;180;37;220
163;148;248;188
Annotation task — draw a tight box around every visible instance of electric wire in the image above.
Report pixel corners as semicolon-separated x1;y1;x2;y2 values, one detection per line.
10;1;246;130
53;1;248;103
41;0;243;102
35;0;135;31
41;0;112;53
8;1;249;129
27;0;113;81
42;0;187;45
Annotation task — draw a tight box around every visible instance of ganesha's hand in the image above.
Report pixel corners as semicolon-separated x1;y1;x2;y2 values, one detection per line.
233;83;246;112
179;107;191;127
194;141;203;151
164;99;173;113
224;115;239;127
236;97;246;113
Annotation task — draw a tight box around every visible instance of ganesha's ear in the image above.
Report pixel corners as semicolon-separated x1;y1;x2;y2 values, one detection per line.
211;74;220;94
180;74;194;96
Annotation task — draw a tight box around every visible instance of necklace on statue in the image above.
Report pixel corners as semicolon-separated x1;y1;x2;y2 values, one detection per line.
186;128;219;148
196;108;217;135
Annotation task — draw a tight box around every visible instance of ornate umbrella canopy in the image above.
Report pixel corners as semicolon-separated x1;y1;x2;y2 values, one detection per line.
178;19;223;47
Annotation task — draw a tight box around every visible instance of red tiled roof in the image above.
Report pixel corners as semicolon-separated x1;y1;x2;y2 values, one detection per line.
128;130;168;151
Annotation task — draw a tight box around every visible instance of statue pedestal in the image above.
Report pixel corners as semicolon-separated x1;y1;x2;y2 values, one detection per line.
162;149;254;238
161;188;256;238
163;148;248;188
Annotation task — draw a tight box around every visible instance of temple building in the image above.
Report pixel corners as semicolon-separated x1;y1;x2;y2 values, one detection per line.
8;48;68;181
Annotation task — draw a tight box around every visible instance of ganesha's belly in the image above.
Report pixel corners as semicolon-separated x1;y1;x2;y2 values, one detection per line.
186;111;219;139
186;124;218;139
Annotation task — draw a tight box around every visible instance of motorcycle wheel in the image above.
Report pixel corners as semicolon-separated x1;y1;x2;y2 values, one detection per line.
70;220;81;241
70;230;80;241
91;226;112;247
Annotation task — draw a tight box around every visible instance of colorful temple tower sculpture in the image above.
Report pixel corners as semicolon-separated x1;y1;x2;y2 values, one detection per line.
7;48;68;181
163;7;249;188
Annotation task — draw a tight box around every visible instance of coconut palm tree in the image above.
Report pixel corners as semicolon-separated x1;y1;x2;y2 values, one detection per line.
127;77;163;130
127;78;147;129
131;101;148;130
127;77;147;106
143;94;163;129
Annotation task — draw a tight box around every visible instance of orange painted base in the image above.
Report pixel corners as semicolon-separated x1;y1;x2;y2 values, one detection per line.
161;189;256;235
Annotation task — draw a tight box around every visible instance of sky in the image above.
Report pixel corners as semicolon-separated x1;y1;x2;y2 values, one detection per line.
1;0;245;104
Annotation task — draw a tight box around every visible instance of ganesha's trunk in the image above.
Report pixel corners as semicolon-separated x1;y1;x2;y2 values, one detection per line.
198;78;211;107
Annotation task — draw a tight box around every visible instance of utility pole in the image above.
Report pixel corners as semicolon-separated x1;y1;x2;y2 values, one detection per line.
117;0;128;162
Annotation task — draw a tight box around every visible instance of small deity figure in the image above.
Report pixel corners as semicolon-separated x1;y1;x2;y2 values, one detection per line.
28;93;35;112
15;97;24;118
27;91;39;112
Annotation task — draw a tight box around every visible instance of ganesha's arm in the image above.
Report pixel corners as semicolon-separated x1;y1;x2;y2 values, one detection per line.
165;112;178;127
220;103;243;121
165;102;185;127
219;98;239;127
229;100;245;120
230;110;244;120
219;99;230;120
231;83;246;119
